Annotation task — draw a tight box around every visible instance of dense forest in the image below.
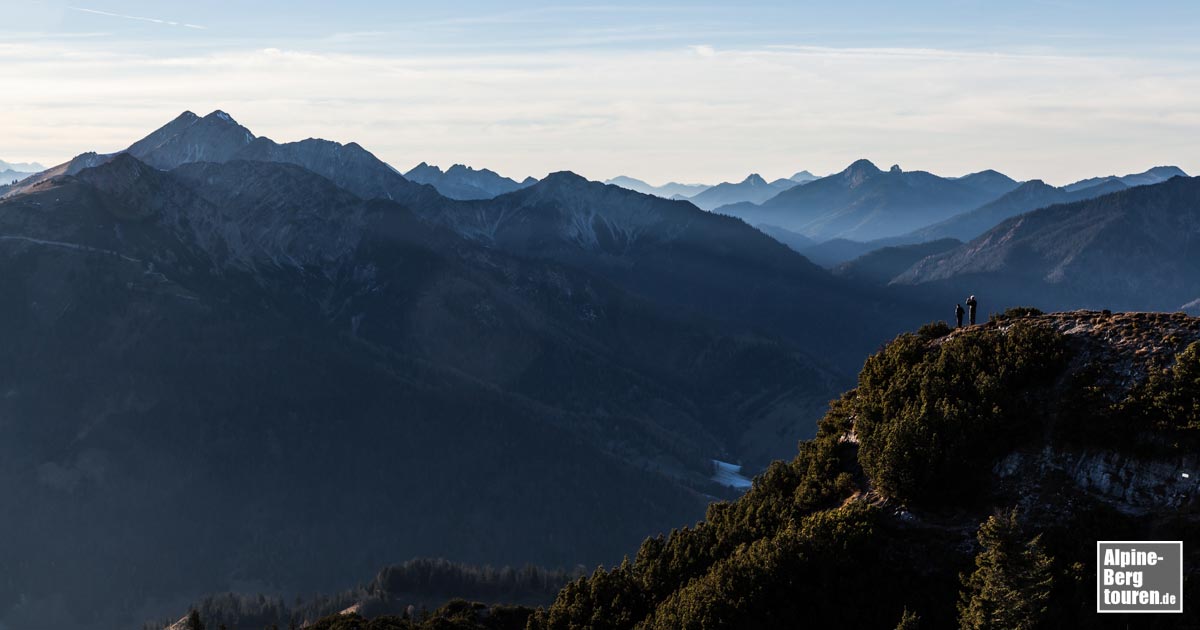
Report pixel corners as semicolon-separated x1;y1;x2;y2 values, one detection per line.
148;559;576;630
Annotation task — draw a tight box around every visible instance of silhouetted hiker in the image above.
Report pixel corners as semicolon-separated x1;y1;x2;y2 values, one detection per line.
955;303;965;328
966;295;978;325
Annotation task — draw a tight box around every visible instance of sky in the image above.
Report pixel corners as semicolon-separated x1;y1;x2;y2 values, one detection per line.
2;0;1200;185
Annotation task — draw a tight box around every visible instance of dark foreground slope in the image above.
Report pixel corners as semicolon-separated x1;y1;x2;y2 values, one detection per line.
523;311;1200;629
0;156;844;630
168;311;1200;630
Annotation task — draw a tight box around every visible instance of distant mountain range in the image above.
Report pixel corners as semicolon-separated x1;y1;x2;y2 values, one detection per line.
405;162;536;199
0;159;44;172
0;159;48;187
894;175;1200;311
605;170;818;206
684;173;801;210
603;176;711;199
716;160;1021;241
895;178;1130;245
1063;165;1187;192
3;110;441;208
403;171;925;373
0;169;32;185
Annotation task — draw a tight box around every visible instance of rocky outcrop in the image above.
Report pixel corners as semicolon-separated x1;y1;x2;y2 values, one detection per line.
996;448;1198;515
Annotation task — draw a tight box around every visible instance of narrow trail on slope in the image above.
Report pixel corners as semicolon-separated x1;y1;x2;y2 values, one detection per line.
0;235;143;264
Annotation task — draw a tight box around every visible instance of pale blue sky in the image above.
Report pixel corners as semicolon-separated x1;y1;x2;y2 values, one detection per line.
4;0;1200;184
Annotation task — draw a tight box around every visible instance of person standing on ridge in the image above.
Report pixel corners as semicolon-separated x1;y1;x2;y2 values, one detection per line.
966;295;978;325
955;303;965;328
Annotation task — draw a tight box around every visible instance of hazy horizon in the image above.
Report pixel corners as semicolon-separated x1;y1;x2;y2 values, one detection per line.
4;0;1200;186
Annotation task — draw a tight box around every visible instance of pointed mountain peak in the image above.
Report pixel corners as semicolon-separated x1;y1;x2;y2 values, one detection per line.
839;159;882;187
541;171;589;186
521;176;539;186
203;110;238;124
125;109;255;170
404;162;444;183
517;170;598;200
741;173;768;185
842;159;881;175
789;170;817;182
1016;179;1050;189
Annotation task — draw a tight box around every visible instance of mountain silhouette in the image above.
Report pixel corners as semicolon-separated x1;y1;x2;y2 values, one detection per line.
685;173;800;210
603;176;711;198
405;162;535;199
715;160;1019;241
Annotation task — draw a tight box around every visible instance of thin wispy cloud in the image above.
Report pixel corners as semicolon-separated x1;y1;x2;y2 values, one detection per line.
3;39;1198;186
68;6;206;30
4;0;1200;183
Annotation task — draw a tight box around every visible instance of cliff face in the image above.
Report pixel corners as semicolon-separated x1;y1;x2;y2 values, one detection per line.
996;448;1198;514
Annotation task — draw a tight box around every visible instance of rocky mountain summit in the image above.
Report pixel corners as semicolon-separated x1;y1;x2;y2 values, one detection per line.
404;162;535;199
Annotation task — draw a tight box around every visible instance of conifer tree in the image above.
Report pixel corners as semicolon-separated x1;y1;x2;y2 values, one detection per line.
895;608;920;629
185;610;206;630
958;508;1055;630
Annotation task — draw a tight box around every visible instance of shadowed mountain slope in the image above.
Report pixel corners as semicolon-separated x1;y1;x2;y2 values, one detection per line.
898;178;1130;244
894;176;1200;312
407;172;930;371
0;154;849;630
833;238;962;285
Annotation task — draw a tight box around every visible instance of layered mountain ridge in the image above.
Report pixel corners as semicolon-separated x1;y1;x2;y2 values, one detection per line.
684;173;801;210
0;113;892;630
404;162;536;200
716;159;1021;241
893;175;1200;312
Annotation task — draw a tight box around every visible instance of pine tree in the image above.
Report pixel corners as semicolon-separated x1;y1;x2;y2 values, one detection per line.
185;610;206;630
895;608;921;629
957;508;1055;630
